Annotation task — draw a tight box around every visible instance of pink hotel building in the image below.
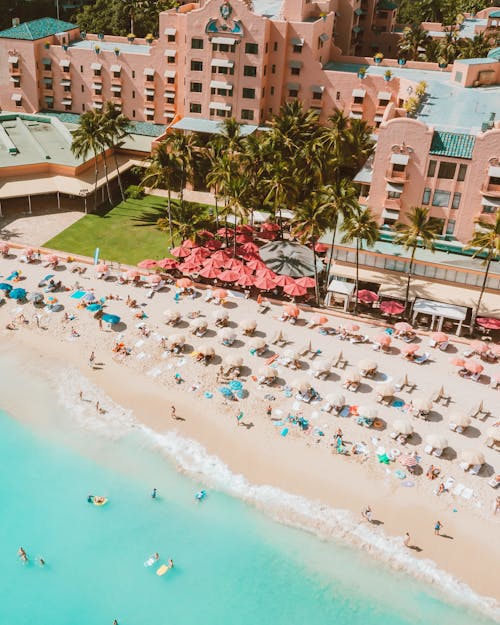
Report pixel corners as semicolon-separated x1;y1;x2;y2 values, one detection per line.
0;0;500;244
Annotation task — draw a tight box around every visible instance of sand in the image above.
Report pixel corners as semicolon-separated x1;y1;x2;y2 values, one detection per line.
0;250;499;608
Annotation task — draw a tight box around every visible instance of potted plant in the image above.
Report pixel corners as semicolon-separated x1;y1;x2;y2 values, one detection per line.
81;31;86;39
415;81;427;97
95;45;101;54
374;52;384;64
438;58;448;69
114;47;120;56
62;43;68;51
398;57;406;65
44;40;51;49
145;33;154;44
98;32;104;40
319;12;327;20
127;33;135;42
384;69;392;81
357;66;367;79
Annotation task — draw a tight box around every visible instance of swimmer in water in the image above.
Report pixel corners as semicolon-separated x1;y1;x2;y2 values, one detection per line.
37;557;45;567
168;559;174;569
18;547;28;562
87;494;94;503
151;488;157;499
154;553;160;561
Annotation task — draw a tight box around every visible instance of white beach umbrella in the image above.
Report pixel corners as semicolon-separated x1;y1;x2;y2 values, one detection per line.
325;392;345;407
212;309;229;322
358;405;378;419
290;378;311;393
413;396;433;412
192;318;208;330
459;450;485;465
312;358;331;372
224;354;243;368
198;344;215;357
284;349;299;361
250;337;266;350
343;371;361;384
239;319;257;332
220;328;236;342
425;434;448;449
358;358;377;372
486;427;500;442
377;383;395;396
393;419;413;435
164;309;180;322
258;366;277;378
168;333;185;346
449;414;471;428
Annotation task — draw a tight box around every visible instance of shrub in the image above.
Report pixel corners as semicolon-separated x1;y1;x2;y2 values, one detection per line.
125;185;144;199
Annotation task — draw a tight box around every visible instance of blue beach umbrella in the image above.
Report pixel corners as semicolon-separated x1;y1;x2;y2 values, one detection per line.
102;313;120;324
0;283;12;292
218;386;233;397
83;292;97;302
229;380;243;391
9;288;26;300
87;303;102;312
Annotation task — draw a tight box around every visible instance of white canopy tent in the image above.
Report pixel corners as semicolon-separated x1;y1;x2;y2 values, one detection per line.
411;298;468;335
325;279;356;311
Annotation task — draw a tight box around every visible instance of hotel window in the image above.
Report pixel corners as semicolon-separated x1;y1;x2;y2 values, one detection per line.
146;74;154;82
270;86;274;95
241;109;254;120
263;65;266;76
457;164;467;181
242;87;255;99
132;70;135;78
65;103;71;111
293;44;302;53
146;94;154;102
291;66;301;76
312;90;323;101
166;95;175;104
166;55;175;64
265;42;268;53
217;66;234;75
432;189;451;207
166;76;175;84
190;102;202;113
190;82;202;93
93;68;101;77
63;84;71;92
273;42;278;51
482;205;497;214
353;95;364;104
244;65;257;77
132;90;135;98
132;109;135;117
387;190;401;199
191;38;204;49
452;192;461;209
211;87;230;96
167;34;175;42
437;161;456;179
81;85;85;93
446;219;456;235
113;70;120;79
271;64;276;74
379;98;390;106
191;60;203;71
80;65;83;72
422;187;431;204
427;160;436;177
245;42;258;54
213;43;235;52
288;88;298;98
336;91;340;100
15;98;22;107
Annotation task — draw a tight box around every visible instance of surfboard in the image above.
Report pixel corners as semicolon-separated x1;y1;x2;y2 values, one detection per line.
144;557;155;567
93;497;108;506
157;564;169;576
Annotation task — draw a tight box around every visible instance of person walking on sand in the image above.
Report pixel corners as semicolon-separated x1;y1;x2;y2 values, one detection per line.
403;532;410;547
171;405;177;420
361;506;372;523
266;405;272;418
236;411;244;426
434;520;443;535
89;351;95;368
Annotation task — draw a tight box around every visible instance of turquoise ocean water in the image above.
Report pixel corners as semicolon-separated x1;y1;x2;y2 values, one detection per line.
0;354;498;625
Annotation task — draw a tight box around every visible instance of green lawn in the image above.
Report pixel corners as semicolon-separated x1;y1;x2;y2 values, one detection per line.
45;196;197;265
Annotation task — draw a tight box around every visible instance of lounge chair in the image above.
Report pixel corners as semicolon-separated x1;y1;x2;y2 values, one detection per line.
257;301;269;314
298;343;311;357
469;464;482;476
488;474;500;489
332;351;347;369
438;341;449;352
414;352;430;365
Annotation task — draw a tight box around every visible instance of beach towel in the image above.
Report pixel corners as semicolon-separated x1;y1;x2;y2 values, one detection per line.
392;399;405;408
378;454;390;464
280;427;289;437
339;406;350;418
394;469;406;479
70;290;85;299
204;392;213;399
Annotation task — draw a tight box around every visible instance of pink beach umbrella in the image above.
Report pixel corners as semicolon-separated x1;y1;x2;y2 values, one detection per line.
205;238;222;251
295;276;316;289
213;288;228;300
373;333;391;347
217;269;240;282
394;321;413;332
347;323;360;332
48;254;59;263
254;275;277;291
314;242;328;253
399;454;418;467
126;269;140;279
283;282;308;297
146;274;161;284
157;258;178;270
199;265;220;279
430;332;448;343
380;301;405;315
181;239;195;249
95;263;109;273
469;340;489;354
490;343;500;356
449;356;465;367
211;250;231;264
178;261;201;274
138;259;158;269
224;258;244;270
176;278;193;289
273;274;296;288
217;227;234;238
476;317;500;330
402;343;419;354
203;257;225;270
237;273;256;287
256;267;277;281
188;248;210;263
0;242;10;254
283;303;300;318
261;222;280;232
240;241;260;255
236;234;252;244
170;246;191;258
246;258;267;272
237;224;253;234
357;289;379;303
464;359;484;374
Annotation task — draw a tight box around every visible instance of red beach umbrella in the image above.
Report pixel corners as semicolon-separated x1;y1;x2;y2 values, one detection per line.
274;274;296;287
213;288;228;300
284;282;308;297
236;234;253;244
430;332;448;343
246;258;266;272
240;241;260;255
170;246;191;258
95;263;109;273
254;275;277;291
205;239;222;251
373;333;391;346
198;229;215;239
176;278;193;288
212;250;231;264
449;356;465;367
237;224;253;234
261;222;280;232
178;261;201;274
314;242;328;253
402;344;419;354
237;273;256;287
469;340;489;354
380;301;405;315
203;257;225;269
157;258;178;270
224;258;244;270
199;265;220;279
258;230;277;240
295;276;316;289
256;267;277;280
357;289;379;303
399;454;417;467
217;227;234;238
217;269;240;282
138;259;158;269
146;274;161;284
181;239;195;249
188;248;210;263
476;317;500;330
394;321;413;332
464;359;484;374
282;304;300;318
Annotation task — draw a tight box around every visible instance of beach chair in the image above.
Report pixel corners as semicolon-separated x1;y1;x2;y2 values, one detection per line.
488;475;500;489
257;301;269;314
414;352;430;365
438;341;449;352
469;464;482;476
298;342;311;357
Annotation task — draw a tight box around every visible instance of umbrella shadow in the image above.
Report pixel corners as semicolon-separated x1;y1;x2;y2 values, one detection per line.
53;265;67;272
408;544;423;552
443;447;457;461
175;320;190;329
479;463;495;478
253;330;267;338
223;301;238;309
426;411;443;422
463;426;481;439
406;432;422;446
110;322;127;332
239;365;253;377
240;421;254;430
203;328;218;338
357;383;373;394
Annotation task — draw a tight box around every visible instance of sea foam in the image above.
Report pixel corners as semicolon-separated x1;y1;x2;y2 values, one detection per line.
52;367;500;622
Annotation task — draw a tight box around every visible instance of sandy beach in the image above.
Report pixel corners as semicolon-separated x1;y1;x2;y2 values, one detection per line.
0;249;499;612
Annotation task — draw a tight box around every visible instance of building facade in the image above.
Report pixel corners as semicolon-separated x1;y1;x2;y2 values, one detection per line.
0;1;499;243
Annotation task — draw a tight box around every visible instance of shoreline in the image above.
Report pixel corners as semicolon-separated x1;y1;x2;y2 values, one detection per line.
3;329;500;620
0;254;498;617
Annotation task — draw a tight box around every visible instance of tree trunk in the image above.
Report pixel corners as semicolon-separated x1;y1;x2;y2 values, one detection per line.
312;246;319;306
233;213;237;258
473;256;491;328
214;195;219;229
167;189;173;244
113;150;125;202
354;239;359;314
324;215;338;294
93;149;98;211
101;150;112;205
404;245;417;313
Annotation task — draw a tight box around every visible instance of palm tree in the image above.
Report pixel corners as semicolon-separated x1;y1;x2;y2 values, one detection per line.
223;168;250;257
262;157;298;237
71;109;103;211
170;131;199;209
141;141;183;243
345;118;375;173
394;206;441;309
341;207;379;313
458;33;493;59
103;101;131;202
158;201;208;244
398;25;432;60
465;211;500;325
317;179;360;286
269;101;320;159
290;195;331;304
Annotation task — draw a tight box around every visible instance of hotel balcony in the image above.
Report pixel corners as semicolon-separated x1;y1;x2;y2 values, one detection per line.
9;65;21;75
384;197;402;210
42;69;53;78
385;167;409;183
480;182;500;198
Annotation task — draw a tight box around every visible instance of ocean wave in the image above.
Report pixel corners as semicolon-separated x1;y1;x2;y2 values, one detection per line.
51;367;500;623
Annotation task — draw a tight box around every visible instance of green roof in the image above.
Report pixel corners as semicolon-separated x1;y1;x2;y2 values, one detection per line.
0;18;76;40
429;131;475;160
489;10;500;17
487;47;500;60
377;0;398;10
